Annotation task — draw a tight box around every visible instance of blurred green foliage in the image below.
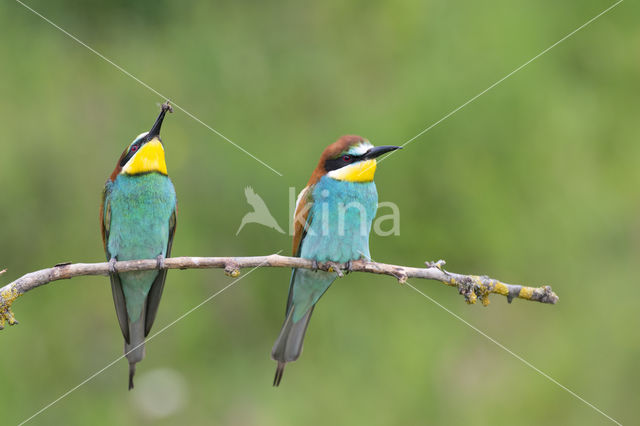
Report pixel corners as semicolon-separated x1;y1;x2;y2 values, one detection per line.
1;0;638;424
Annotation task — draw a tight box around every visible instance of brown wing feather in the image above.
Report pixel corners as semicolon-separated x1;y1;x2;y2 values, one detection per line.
286;186;315;314
100;187;108;249
291;185;313;256
144;208;177;336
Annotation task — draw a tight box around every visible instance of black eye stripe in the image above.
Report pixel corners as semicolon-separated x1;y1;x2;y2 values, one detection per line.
119;138;147;167
324;153;364;172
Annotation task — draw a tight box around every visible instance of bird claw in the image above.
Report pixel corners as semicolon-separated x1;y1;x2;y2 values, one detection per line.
311;260;319;272
345;260;353;274
108;258;118;275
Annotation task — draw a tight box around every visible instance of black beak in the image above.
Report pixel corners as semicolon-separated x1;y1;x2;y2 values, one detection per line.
364;145;402;159
148;101;173;139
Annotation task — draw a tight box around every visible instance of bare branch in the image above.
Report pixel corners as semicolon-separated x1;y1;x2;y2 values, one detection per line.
0;255;558;329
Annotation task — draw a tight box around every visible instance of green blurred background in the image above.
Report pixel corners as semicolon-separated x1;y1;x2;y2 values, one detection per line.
1;0;638;424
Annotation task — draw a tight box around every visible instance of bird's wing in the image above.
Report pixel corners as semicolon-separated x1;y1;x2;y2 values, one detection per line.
286;185;314;313
291;185;313;256
100;186;110;251
102;185;130;343
144;207;177;336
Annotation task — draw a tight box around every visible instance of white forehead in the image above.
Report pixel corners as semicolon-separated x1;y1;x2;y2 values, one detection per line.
130;131;149;146
348;141;373;156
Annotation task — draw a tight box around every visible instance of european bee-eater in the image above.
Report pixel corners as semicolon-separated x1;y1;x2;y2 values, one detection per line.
271;135;400;385
100;103;177;389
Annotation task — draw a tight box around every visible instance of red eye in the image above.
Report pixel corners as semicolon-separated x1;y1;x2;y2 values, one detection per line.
131;145;138;152
342;155;352;162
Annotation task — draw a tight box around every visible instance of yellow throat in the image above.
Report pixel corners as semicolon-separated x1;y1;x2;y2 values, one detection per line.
328;159;377;182
122;138;168;175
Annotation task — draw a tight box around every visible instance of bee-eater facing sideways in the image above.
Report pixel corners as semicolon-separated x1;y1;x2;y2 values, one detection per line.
100;103;177;390
271;135;400;386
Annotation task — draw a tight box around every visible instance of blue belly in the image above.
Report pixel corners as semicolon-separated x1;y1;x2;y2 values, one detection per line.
300;176;378;263
290;176;377;322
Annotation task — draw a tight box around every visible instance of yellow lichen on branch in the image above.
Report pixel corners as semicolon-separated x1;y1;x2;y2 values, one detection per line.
491;280;511;297
432;265;557;306
0;280;19;329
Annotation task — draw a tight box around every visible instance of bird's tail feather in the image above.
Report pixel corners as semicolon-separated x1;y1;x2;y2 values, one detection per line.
128;363;136;390
273;361;286;386
271;306;314;386
125;317;146;390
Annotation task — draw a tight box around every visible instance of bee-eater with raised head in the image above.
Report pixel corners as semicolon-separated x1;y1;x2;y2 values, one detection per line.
100;102;177;390
271;135;400;386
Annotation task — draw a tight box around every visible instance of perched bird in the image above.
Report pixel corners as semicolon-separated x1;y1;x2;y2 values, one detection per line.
236;186;285;235
271;135;400;385
100;102;177;390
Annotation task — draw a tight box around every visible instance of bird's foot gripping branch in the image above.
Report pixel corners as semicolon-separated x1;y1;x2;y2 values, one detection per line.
0;255;558;329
